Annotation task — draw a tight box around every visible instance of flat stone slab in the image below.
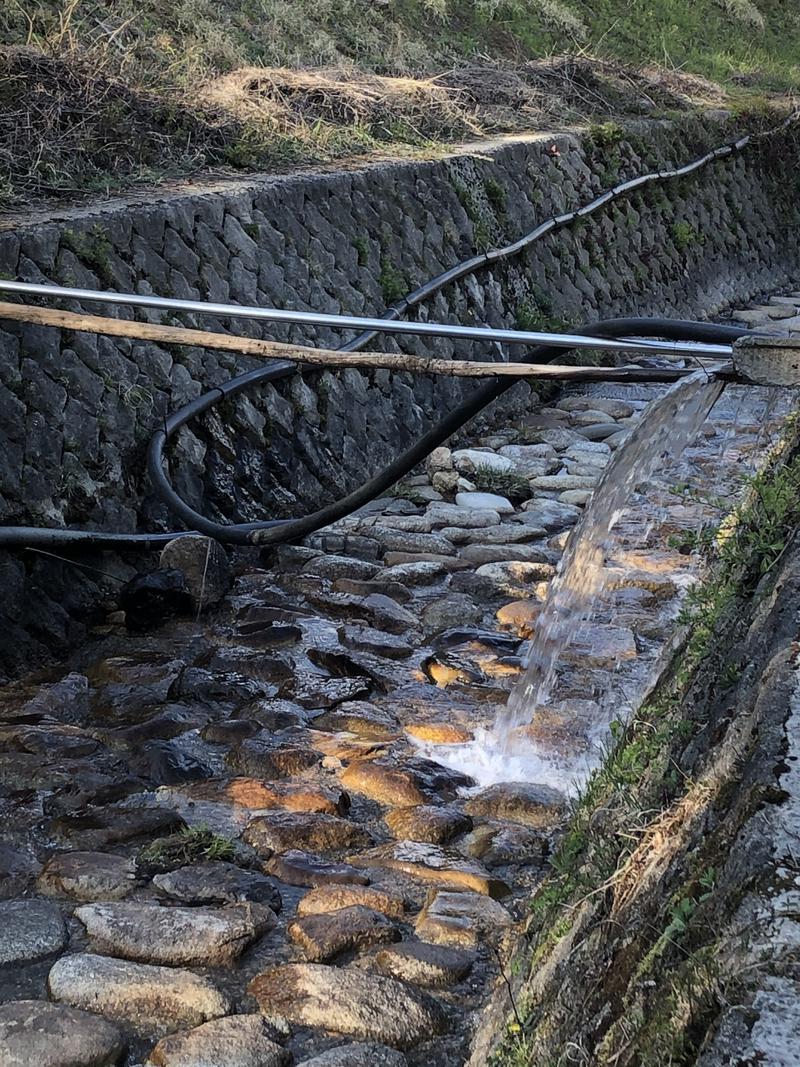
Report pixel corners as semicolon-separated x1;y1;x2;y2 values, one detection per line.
460;543;550;565
0;1000;125;1067
314;702;401;741
374;941;475;987
495;599;542;637
415;890;513;947
348;841;510;898
425;504;500;528
248;964;447;1050
265;850;370;888
340;761;430;807
455;491;514;514
366;528;457;556
301;556;380;581
339;627;414;660
0;900;67;964
243;812;372;855
75;901;275;966
378;560;448;586
296;884;405;919
576;423;619;441
384;805;472;845
148;1015;289;1067
226;740;320;778
465;824;548;867
564;623;637;667
446;523;545;545
497;444;559;476
558;395;634;418
530;474;598;491
289;904;399;962
295;1043;407;1067
405;723;474;745
38;851;138;902
464;782;568;828
452;449;513;473
48;953;231;1034
50;805;185;850
153;861;282;911
474;561;555;598
181;777;349;815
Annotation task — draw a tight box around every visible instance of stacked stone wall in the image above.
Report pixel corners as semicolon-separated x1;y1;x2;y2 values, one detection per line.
0;117;798;669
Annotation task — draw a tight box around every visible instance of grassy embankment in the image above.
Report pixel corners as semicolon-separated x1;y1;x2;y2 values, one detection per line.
0;0;798;207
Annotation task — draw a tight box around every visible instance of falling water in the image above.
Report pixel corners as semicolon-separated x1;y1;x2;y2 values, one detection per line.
426;370;725;789
495;370;724;744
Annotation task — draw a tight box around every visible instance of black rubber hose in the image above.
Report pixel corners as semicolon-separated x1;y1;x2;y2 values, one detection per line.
146;317;754;548
4;112;791;551
0;316;753;550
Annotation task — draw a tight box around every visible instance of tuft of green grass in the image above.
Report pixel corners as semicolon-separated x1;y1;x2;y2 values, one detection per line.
471;464;532;503
138;825;236;872
671;220;705;252
378;256;407;304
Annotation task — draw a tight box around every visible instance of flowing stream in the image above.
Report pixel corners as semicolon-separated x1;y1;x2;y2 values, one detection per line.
429;370;725;790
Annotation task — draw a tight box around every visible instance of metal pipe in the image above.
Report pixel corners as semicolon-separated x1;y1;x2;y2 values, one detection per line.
0;280;733;358
0;318;750;550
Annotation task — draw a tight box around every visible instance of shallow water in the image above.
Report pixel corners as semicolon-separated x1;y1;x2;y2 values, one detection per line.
430;370;725;790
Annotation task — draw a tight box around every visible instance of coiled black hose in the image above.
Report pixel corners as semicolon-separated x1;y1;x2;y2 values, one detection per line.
2;114;790;551
0;317;750;551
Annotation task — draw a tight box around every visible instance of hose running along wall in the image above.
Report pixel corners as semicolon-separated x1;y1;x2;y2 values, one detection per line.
0;116;794;552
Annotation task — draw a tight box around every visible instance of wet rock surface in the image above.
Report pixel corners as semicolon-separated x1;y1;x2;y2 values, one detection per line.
248;964;448;1049
374;942;475;987
38;851;138;902
0;900;67;964
147;1015;288;1067
48;953;232;1033
75;901;276;966
288;904;399;962
0;1000;126;1067
0;361;789;1065
295;1042;408;1067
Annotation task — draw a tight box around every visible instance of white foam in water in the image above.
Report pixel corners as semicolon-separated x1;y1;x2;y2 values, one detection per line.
427;372;725;791
413;726;585;797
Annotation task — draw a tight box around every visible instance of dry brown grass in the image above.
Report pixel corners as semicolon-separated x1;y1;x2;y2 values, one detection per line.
201;66;482;142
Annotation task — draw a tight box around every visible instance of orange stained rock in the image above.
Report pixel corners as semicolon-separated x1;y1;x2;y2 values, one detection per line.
181;776;349;816
405;723;474;744
495;599;541;637
424;662;467;688
296;883;405;919
307;732;387;761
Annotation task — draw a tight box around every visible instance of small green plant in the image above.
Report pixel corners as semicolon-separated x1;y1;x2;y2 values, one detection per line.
484;176;508;215
61;224;115;285
472;464;532;503
138;826;236;872
516;296;567;334
352;235;370;267
452;175;493;250
378;256;406;304
390;483;429;505
587;121;624;148
667;523;718;555
671;221;705;252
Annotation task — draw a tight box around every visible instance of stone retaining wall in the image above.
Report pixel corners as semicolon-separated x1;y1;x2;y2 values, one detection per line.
0;116;798;671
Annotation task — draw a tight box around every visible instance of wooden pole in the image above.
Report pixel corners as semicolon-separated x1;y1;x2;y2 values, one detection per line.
0;300;716;383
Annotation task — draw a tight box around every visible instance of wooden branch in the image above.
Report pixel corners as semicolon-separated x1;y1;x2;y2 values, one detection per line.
0;300;701;383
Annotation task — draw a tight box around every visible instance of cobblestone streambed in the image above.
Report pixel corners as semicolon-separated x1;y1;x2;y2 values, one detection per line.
0;293;798;1066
